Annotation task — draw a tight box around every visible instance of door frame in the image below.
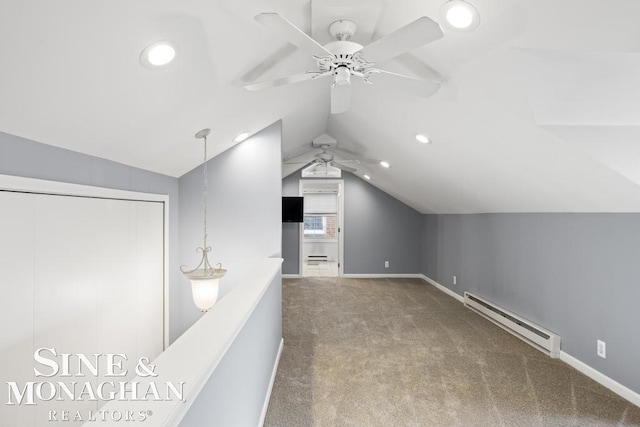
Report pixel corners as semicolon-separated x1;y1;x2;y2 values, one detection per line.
298;179;344;277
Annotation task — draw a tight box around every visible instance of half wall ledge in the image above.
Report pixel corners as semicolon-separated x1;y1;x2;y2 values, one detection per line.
91;257;283;426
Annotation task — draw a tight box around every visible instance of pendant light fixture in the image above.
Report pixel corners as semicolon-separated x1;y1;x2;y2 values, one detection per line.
181;128;226;312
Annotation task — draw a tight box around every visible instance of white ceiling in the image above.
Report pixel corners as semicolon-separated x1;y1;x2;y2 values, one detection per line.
2;0;640;213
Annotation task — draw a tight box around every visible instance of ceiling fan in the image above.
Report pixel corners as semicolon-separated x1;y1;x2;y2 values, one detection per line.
245;13;444;114
284;135;360;173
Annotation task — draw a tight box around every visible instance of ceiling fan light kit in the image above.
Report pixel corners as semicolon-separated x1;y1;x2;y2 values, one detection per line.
441;0;480;31
246;13;444;114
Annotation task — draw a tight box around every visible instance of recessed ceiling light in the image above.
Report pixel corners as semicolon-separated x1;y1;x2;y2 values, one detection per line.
415;134;431;144
363;174;371;180
233;131;252;143
380;161;390;168
140;41;176;68
441;1;480;31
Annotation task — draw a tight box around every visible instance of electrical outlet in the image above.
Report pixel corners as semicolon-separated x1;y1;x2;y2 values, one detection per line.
384;261;389;268
597;340;606;358
453;275;457;285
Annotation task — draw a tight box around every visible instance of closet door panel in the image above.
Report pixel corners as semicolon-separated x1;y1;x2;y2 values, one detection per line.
134;201;165;359
93;198;138;381
33;194;101;422
0;192;36;427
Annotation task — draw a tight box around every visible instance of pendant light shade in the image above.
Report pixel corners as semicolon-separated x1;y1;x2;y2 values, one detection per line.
181;129;227;312
185;264;225;311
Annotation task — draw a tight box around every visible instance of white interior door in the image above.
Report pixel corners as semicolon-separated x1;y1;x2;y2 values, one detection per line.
0;187;165;426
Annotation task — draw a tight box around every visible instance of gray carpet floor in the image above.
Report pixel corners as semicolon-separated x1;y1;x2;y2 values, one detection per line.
264;277;640;426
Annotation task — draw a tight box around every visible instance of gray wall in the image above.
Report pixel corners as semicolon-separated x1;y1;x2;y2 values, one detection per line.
0;131;183;343
421;214;439;278
422;213;640;396
178;121;282;335
282;171;423;275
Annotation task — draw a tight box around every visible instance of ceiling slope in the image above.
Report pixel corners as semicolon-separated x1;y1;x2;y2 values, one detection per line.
1;0;640;212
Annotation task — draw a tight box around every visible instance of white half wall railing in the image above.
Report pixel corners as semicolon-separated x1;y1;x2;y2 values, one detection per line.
90;257;283;427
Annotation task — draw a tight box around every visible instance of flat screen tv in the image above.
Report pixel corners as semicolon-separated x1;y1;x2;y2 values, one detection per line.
282;197;303;223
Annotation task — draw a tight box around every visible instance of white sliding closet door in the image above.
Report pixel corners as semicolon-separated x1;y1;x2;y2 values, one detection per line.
0;192;35;425
0;190;165;426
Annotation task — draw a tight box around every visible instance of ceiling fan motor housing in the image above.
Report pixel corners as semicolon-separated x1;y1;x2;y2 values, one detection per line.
317;19;374;81
319;40;371;78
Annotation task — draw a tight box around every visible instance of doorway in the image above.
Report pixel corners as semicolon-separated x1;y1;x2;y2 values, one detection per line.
299;180;344;277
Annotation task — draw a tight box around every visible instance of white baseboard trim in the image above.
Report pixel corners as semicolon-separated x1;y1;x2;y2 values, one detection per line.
560;351;640;408
282;274;301;279
259;338;284;426
341;273;424;279
419;274;464;303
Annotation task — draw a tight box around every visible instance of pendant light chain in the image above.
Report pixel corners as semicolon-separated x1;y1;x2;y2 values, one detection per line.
180;128;225;281
203;135;208;251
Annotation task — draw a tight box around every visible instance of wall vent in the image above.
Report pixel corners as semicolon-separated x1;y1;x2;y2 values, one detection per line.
464;292;561;358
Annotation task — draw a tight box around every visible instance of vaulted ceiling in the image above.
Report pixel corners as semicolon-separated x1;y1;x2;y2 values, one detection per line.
2;0;640;213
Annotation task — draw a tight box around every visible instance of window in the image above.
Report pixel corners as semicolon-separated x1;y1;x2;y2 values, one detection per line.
304;215;337;239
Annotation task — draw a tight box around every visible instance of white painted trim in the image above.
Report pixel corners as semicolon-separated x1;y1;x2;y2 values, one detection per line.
282;274;302;279
420;274;465;303
259;338;284;426
341;273;424;279
560;351;640;408
0;173;171;348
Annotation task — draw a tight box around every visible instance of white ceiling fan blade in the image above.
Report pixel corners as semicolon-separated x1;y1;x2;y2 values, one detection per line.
368;70;441;98
245;72;329;91
255;13;332;58
358;17;443;64
331;82;351;114
332;162;357;173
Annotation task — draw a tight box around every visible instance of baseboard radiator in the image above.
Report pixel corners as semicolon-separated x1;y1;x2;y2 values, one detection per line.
463;292;561;358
